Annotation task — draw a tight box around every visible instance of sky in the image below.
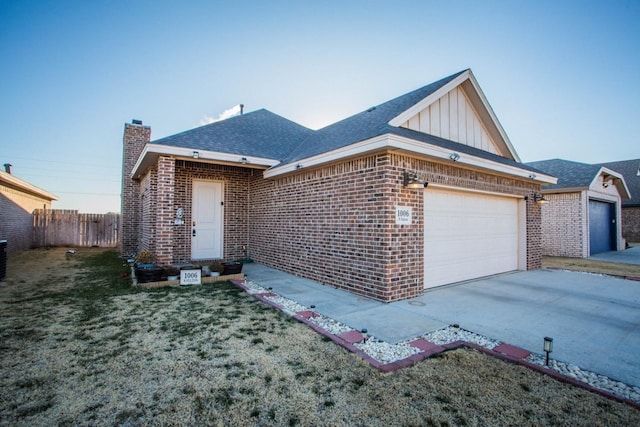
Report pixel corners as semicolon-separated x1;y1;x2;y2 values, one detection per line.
1;0;638;213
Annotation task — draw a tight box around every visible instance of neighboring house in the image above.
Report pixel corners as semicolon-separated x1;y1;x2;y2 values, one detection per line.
525;159;630;257
596;159;640;243
121;69;556;302
0;164;58;253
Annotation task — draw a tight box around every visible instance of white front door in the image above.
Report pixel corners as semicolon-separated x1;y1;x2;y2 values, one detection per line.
191;180;223;260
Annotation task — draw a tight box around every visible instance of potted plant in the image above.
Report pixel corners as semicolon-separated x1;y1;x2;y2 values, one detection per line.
134;250;163;283
210;261;225;277
164;266;180;281
222;261;243;275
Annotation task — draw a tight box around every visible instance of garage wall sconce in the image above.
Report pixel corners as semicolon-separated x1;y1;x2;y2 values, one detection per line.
403;171;427;189
543;336;553;366
449;152;461;162
533;193;548;204
192;151;199;159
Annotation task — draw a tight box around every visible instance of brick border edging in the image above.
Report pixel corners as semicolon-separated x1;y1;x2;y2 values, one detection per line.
230;280;640;410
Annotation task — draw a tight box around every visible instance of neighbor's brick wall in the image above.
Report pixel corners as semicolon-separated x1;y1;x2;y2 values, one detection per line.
622;206;640;244
0;184;52;253
120;122;151;256
540;192;587;258
249;152;542;302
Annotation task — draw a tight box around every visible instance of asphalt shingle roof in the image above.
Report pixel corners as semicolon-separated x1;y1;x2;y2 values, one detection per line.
150;70;541;176
152;109;314;161
525;159;602;190
281;70;467;164
596;159;640;206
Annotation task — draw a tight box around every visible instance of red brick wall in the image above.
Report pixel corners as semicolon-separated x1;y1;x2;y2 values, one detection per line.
622;206;640;243
168;161;250;264
249;152;542;302
120;122;151;256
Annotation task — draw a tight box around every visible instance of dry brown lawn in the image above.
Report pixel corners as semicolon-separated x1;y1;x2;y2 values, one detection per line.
1;248;638;426
542;256;640;278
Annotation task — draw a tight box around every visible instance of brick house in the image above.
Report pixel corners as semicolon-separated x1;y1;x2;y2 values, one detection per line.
525;159;630;257
596;159;640;244
0;164;58;253
121;69;556;302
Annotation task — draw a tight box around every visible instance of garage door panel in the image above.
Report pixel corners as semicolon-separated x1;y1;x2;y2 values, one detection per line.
424;189;520;288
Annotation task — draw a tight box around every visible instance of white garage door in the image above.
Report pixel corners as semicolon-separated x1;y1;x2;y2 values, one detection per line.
424;188;520;289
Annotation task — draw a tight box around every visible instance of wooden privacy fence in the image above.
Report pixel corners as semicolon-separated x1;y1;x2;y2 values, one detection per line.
33;209;120;248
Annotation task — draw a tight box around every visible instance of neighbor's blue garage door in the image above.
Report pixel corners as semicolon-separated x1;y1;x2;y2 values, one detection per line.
589;200;615;255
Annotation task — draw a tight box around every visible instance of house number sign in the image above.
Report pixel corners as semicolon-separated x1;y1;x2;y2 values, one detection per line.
395;206;412;225
180;269;202;285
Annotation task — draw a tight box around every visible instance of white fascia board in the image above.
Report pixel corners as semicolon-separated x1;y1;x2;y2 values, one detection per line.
0;170;58;200
264;133;557;184
131;144;280;178
388;69;521;163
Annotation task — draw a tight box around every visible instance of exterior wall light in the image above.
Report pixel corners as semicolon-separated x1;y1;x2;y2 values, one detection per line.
403;171;427;189
192;151;199;159
533;193;548;204
449;152;461;162
543;336;553;366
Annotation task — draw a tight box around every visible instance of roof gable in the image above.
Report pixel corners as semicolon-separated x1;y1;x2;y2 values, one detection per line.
526;158;630;199
281;69;520;166
389;69;519;161
596;159;640;206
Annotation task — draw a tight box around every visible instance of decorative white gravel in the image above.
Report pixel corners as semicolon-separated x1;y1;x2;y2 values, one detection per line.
241;280;640;403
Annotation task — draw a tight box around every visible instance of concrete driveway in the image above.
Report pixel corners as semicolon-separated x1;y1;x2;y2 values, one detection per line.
244;248;640;388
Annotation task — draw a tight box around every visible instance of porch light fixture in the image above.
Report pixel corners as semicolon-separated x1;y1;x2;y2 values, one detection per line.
533;193;548;204
192;151;199;159
403;171;427;189
543;337;553;366
449;152;461;162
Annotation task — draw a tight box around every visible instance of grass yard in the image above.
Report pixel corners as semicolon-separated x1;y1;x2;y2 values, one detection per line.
542;255;640;278
1;248;639;426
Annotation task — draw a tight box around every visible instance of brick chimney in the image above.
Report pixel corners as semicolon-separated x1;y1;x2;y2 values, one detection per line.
120;120;151;256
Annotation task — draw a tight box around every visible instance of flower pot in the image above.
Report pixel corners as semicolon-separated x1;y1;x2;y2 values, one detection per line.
222;262;243;275
135;266;164;283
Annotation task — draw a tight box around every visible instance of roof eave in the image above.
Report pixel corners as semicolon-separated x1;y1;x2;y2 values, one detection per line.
131;144;281;179
0;170;58;201
264;133;556;184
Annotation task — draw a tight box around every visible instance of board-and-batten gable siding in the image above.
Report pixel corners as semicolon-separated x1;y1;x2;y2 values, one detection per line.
402;86;499;155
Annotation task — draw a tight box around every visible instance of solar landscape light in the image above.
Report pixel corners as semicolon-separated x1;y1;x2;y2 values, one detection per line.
543;337;553;366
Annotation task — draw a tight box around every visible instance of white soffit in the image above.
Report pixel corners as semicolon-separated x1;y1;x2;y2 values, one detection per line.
388;70;521;162
131;144;280;178
264;133;557;184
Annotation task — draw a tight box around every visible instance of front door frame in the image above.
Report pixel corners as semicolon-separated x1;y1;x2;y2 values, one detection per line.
191;179;224;260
